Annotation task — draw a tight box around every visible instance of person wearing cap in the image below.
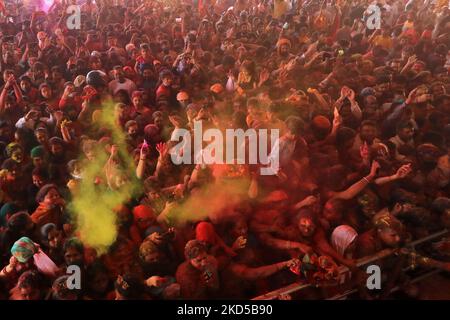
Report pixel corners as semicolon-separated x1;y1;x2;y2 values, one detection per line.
30;146;47;170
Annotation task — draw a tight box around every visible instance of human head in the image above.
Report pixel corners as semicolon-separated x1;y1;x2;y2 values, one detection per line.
11;236;38;263
132;205;155;231
323;199;345;227
36;184;61;206
30;146;46;168
184;240;209;270
41;223;63;249
115;274;143;300
32;168;48;189
331;225;358;257
373;213;403;248
48;137;65;157
16;271;44;300
51;275;79;300
63;237;84;267
359;120;378;143
396;121;414;142
297;210;317;238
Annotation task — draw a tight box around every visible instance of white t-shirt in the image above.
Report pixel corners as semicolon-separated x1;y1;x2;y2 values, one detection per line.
108;79;137;96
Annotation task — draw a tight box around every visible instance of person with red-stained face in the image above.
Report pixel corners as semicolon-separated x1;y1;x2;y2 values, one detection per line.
9;270;46;300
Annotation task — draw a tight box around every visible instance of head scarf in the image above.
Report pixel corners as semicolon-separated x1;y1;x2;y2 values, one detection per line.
35;183;58;203
132;205;155;223
139;236;160;260
6;142;21;158
30;146;45;158
41;223;57;239
331;225;358;256
195;222;218;246
0;202;18;227
11;237;38;263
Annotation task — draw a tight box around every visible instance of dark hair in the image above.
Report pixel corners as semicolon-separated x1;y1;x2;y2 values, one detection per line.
7;211;32;232
336;127;356;147
184;239;207;260
17;270;44;290
396;121;414;133
115;274;144;299
285;116;305;136
222;55;235;67
63;237;84;255
32;167;49;180
35;184;59;203
360;120;377;129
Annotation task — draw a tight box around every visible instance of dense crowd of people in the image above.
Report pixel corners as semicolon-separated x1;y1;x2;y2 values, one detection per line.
0;0;449;300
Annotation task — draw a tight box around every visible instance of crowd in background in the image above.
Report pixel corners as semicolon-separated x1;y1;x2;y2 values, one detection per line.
0;0;449;300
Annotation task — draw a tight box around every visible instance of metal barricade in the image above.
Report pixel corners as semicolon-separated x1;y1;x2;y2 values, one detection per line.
252;229;449;300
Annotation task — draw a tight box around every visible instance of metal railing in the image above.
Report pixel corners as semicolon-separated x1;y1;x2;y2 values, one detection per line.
252;229;449;300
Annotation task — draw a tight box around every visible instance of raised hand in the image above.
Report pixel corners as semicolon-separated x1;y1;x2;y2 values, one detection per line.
156;142;168;157
395;164;412;179
369;160;381;177
232;236;247;250
360;141;370;160
347;87;356;101
259;68;270;85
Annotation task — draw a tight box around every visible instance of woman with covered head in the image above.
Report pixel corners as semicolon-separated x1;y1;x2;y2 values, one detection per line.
331;225;359;261
40;223;65;266
0;236;59;289
31;184;66;230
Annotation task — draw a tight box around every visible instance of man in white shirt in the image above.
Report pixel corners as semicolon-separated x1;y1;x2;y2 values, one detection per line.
108;66;137;97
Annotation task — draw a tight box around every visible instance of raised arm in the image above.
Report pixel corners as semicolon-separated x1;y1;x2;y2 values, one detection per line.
230;259;298;281
332;161;380;200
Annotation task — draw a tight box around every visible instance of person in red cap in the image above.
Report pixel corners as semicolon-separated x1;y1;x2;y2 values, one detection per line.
130;205;157;246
